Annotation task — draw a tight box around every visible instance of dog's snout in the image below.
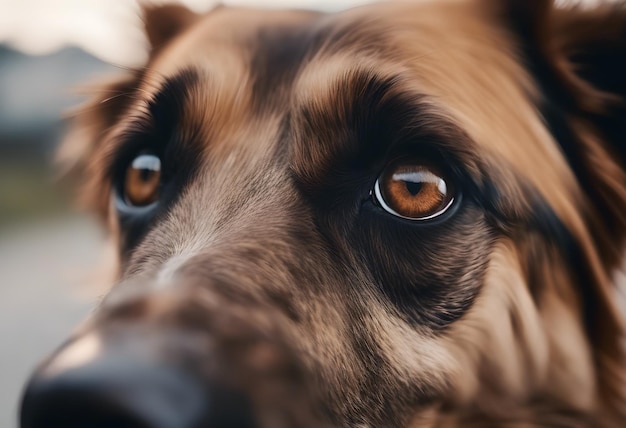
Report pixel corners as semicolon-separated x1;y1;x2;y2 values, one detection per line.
20;332;257;428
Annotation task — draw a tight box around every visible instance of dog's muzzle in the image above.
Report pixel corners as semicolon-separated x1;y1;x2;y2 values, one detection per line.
19;327;256;428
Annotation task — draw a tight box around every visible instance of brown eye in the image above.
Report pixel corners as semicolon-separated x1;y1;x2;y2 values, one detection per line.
373;161;455;220
124;153;161;206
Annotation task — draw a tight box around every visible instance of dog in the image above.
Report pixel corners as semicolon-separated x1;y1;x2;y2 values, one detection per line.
19;0;626;426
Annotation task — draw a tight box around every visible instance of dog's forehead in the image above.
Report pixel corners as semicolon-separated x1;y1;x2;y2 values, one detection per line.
145;7;320;89
131;1;580;231
143;2;486;93
140;2;508;135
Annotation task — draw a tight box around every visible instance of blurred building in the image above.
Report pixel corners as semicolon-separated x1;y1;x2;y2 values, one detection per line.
0;44;116;153
0;44;118;225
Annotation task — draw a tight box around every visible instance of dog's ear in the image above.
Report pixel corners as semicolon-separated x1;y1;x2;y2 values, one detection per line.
141;3;199;52
495;0;626;422
496;0;626;261
496;0;626;151
493;0;626;150
547;2;626;257
551;2;626;141
558;2;624;152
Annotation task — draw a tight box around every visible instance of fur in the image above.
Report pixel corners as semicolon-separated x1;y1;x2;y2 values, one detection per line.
41;0;626;426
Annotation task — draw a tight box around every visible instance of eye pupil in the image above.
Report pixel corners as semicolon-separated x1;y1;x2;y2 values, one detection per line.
139;169;155;181
405;181;423;196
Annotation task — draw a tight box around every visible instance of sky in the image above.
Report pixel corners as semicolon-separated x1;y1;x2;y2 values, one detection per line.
0;0;601;66
0;0;372;66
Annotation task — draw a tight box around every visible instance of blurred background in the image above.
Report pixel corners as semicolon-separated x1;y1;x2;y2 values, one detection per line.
0;0;377;426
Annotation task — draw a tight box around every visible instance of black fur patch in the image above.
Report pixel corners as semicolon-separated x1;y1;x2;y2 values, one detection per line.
249;19;322;110
288;72;494;329
109;70;203;255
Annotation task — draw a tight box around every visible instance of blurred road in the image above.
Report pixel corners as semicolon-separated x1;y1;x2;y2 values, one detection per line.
0;32;118;428
0;216;105;428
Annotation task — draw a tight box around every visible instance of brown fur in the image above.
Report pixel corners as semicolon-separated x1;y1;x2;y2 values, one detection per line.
46;0;626;426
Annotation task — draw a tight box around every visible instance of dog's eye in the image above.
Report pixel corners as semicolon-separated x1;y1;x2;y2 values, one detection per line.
373;161;454;220
123;153;161;206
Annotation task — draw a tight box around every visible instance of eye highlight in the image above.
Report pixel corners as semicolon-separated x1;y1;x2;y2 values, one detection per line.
123;153;161;207
373;161;455;220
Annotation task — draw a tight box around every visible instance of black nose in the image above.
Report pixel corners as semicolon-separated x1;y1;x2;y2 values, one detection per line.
20;333;257;428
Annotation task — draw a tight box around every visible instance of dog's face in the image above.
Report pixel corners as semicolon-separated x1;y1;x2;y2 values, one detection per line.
21;1;626;427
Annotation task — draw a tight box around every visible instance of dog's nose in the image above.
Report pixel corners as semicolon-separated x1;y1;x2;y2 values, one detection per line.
20;333;257;428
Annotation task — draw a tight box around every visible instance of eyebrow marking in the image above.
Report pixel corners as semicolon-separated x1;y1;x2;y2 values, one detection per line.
288;70;484;194
104;69;201;173
102;69;206;254
147;68;200;134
